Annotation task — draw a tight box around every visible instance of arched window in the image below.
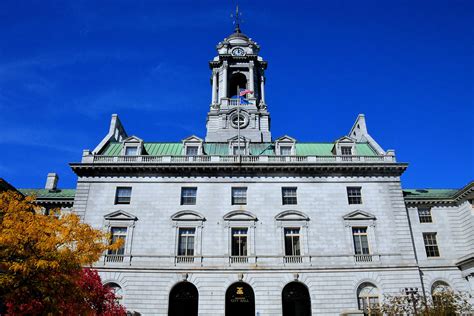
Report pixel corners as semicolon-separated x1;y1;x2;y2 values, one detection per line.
431;281;451;295
282;282;311;316
229;73;247;98
431;281;452;306
225;282;255;316
357;283;380;315
168;281;198;316
105;282;123;304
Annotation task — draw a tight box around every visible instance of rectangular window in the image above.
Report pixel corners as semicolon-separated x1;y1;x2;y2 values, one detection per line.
177;228;195;256
341;146;352;155
185;146;198;156
352;227;370;255
423;232;440;257
418;208;433;223
181;187;197;205
280;146;292;156
115;187;132;204
282;187;297;205
232;187;247;205
284;228;301;256
347;187;362;204
125;146;138;156
108;227;127;256
231;228;248;257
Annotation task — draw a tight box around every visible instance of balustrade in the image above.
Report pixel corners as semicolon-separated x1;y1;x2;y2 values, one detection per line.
90;154;394;164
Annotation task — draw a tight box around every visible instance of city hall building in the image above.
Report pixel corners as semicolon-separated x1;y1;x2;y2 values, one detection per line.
21;23;473;316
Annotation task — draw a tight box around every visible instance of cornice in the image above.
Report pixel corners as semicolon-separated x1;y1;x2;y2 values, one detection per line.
70;162;407;177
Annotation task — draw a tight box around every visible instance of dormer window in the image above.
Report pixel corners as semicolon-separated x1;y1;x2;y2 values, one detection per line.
280;146;292;156
233;146;245;155
228;136;249;155
182;135;203;156
125;146;138;156
341;146;352;156
186;146;198;156
275;136;296;156
333;136;357;157
121;136;144;156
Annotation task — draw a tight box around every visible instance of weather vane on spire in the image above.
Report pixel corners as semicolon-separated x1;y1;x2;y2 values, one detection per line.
231;4;242;33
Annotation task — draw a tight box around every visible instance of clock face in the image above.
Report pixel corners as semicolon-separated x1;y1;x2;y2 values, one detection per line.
232;47;245;56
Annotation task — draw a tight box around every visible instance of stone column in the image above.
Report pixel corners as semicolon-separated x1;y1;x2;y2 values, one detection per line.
249;61;255;97
222;61;228;99
211;69;218;105
260;75;266;105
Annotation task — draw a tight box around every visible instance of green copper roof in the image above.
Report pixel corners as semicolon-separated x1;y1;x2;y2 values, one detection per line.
402;189;459;199
102;142;378;156
20;189;76;199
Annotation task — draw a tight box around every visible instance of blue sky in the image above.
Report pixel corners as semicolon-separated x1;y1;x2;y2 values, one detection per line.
0;0;472;189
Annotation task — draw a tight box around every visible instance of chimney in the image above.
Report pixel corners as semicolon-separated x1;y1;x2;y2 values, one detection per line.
45;173;59;191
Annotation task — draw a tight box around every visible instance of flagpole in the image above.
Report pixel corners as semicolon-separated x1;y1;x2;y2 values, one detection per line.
237;85;241;158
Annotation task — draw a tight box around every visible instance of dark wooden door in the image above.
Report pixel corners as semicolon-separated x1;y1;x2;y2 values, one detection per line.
282;282;311;316
168;282;198;316
225;282;255;316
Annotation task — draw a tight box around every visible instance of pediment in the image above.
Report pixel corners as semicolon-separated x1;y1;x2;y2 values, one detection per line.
123;135;143;143
335;136;356;143
343;210;376;221
275;210;309;221
223;210;257;221
228;135;248;142
171;210;205;221
104;210;138;221
182;135;203;143
276;135;296;143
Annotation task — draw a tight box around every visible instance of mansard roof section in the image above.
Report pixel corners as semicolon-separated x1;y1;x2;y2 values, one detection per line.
171;210;206;221
100;142;379;157
403;181;474;205
343;210;377;221
104;210;138;221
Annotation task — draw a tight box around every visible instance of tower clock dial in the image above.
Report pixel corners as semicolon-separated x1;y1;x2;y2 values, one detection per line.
231;47;246;56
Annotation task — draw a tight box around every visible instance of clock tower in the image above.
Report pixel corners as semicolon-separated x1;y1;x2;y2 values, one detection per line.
205;20;271;142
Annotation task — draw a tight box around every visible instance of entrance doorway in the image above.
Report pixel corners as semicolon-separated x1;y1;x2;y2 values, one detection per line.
282;282;311;316
168;281;198;316
225;282;255;316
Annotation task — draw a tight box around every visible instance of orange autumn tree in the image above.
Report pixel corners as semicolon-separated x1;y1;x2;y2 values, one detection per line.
0;190;123;314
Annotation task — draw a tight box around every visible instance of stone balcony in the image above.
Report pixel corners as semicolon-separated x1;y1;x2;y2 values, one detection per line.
100;253;400;269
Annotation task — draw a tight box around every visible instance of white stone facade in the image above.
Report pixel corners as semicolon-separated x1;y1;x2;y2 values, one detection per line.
65;25;474;316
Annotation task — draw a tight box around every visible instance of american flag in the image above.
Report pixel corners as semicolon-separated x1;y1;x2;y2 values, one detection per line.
239;89;253;96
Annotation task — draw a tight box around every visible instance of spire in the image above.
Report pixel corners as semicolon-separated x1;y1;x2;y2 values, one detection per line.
231;4;242;33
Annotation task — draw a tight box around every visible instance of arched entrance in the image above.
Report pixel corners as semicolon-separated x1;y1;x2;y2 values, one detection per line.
168;281;198;316
282;282;311;316
229;73;248;98
225;281;255;316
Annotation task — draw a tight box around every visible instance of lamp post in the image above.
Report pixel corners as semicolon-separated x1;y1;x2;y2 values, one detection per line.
404;287;419;315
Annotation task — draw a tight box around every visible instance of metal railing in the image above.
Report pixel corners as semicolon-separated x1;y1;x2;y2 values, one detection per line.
89;155;395;164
